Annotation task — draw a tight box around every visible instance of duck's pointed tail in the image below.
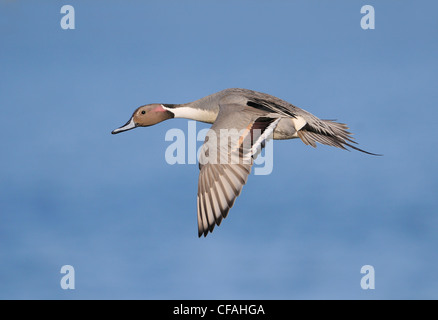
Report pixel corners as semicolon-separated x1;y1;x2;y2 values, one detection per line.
297;119;381;156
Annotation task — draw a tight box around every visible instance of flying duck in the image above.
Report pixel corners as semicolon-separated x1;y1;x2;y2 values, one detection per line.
112;88;378;237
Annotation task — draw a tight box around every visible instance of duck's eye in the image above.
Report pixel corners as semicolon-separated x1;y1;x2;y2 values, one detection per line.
141;110;146;115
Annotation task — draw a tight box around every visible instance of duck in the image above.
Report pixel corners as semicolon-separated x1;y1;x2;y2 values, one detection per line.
112;88;378;237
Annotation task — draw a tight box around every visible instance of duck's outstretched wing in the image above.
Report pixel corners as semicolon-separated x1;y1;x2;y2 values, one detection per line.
197;104;280;237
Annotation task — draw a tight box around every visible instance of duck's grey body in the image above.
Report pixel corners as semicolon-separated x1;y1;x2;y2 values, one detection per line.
112;88;378;237
164;88;359;143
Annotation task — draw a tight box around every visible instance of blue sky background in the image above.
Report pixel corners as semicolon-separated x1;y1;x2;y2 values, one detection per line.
1;0;437;299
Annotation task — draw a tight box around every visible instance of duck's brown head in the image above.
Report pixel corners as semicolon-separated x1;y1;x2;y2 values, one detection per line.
111;104;174;134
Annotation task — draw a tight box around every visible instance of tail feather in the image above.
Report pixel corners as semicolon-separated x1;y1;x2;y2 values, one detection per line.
297;119;381;156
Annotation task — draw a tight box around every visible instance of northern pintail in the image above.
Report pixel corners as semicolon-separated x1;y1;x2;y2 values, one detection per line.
112;88;378;237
